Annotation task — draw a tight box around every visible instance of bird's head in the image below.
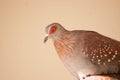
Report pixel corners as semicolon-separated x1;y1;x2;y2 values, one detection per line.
44;23;66;43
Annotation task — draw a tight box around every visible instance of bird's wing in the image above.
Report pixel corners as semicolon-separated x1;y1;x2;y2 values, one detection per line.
82;31;120;65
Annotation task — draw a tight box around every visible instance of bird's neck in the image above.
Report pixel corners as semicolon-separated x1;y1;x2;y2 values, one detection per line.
52;29;68;41
53;33;75;59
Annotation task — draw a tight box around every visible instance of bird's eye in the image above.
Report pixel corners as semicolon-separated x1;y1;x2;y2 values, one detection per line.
49;26;57;34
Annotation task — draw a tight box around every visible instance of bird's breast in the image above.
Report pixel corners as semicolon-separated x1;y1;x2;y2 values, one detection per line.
54;41;66;58
54;38;75;59
53;38;100;78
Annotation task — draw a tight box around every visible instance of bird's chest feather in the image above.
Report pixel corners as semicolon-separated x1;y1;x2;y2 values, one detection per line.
54;37;75;59
54;39;81;77
53;38;98;77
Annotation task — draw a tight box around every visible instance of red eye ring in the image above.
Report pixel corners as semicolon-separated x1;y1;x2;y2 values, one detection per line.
49;26;57;34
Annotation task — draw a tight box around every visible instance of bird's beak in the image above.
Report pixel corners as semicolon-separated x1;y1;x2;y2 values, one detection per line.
44;34;49;43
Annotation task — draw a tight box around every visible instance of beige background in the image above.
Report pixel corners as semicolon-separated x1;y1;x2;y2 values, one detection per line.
0;0;120;80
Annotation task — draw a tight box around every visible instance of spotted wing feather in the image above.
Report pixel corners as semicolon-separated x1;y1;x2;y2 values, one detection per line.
83;31;120;66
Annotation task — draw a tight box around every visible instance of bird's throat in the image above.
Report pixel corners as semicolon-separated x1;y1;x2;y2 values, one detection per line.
54;37;75;59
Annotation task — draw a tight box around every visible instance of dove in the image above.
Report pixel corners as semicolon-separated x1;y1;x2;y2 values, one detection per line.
44;23;120;80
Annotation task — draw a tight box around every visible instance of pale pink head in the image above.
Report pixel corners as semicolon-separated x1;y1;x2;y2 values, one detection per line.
44;23;66;43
